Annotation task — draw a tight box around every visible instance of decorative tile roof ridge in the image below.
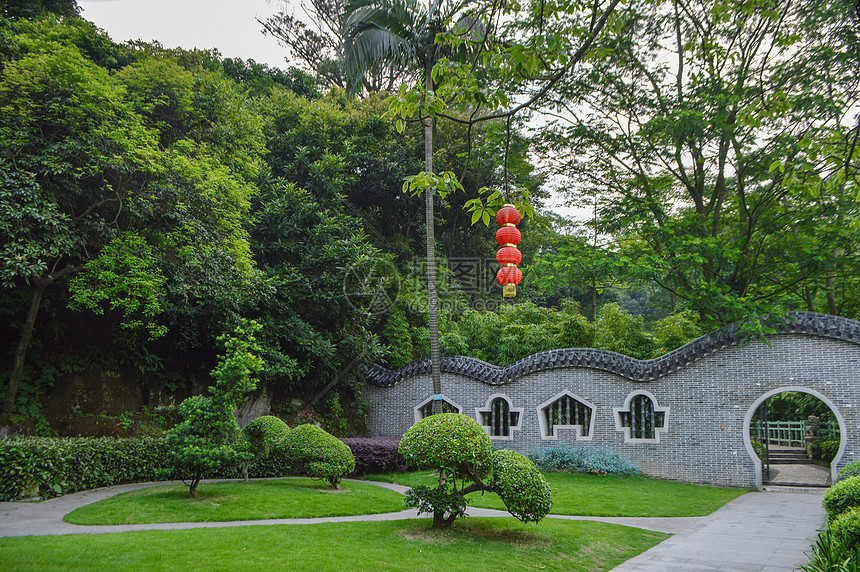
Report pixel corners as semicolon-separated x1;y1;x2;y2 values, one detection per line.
363;311;860;387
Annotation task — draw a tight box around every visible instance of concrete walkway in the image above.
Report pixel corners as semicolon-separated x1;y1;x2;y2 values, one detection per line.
611;487;827;572
0;479;827;571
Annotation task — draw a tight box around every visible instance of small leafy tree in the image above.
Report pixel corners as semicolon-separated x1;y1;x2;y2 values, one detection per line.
398;413;551;528
284;424;356;489
162;321;264;497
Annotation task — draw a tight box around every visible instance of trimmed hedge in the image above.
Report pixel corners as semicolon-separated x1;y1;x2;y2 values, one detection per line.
823;476;860;520
340;436;406;475
0;437;168;501
838;461;860;484
398;413;492;475
243;416;290;458
284;424;355;488
491;449;553;523
830;508;860;551
0;432;405;501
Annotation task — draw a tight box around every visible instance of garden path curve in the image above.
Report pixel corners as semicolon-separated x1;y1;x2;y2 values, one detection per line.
0;479;826;571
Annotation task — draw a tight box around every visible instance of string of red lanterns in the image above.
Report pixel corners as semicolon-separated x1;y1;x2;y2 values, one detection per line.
495;204;522;298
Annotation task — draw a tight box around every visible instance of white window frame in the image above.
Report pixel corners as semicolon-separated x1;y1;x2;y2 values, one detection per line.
537;390;596;441
475;393;524;441
613;390;669;444
413;395;464;423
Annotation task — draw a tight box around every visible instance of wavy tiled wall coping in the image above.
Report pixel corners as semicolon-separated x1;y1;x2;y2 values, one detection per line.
365;312;860;387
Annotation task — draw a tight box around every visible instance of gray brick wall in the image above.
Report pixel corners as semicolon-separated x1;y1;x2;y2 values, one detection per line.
365;316;860;489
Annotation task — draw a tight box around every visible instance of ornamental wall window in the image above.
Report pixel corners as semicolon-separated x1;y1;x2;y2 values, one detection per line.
614;391;669;443
476;394;523;440
537;391;596;440
414;395;463;422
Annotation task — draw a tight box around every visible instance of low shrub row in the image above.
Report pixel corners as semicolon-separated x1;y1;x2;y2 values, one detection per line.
0;437;169;501
802;475;860;570
529;444;642;475
0;432;408;501
341;436;407;475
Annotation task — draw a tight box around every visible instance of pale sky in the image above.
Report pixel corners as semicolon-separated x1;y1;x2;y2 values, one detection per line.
78;0;291;69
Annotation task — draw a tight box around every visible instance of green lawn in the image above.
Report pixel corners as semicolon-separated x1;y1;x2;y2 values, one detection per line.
0;518;668;571
64;478;406;525
363;470;749;517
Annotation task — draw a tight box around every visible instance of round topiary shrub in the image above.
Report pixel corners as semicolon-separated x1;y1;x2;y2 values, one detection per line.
243;416;290;458
837;461;860;483
491;449;553;523
284;424;355;488
830;508;860;551
823;475;860;519
398;413;492;475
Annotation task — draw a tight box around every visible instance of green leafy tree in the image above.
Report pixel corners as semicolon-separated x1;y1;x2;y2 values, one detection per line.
0;39;155;414
538;0;860;326
0;21;261;417
162;322;264;497
399;413;552;528
0;0;79;20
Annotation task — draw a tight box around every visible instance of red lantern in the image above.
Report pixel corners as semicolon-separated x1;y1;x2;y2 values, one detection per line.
496;246;522;266
496;266;523;298
495;205;522;226
495;225;521;247
495;204;522;298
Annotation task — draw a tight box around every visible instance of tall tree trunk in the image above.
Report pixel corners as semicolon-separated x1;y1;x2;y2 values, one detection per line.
3;279;46;415
425;46;442;415
826;271;837;316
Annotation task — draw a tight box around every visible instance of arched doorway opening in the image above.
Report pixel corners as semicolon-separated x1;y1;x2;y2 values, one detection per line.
743;386;846;489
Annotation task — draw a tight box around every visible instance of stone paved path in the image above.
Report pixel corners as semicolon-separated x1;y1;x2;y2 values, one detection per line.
611;486;827;571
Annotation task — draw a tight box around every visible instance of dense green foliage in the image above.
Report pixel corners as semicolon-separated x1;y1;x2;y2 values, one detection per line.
0;436;166;501
830;509;860;552
800;527;860;572
398;413;492;473
838;461;860;484
284;423;356;488
823;476;860;520
803;475;860;570
538;0;860;329
811;439;841;463
243;415;290;459
0;0;858;438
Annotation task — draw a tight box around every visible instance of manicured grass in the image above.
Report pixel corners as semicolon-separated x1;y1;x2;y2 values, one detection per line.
64;478;405;525
364;470;749;517
0;518;668;571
